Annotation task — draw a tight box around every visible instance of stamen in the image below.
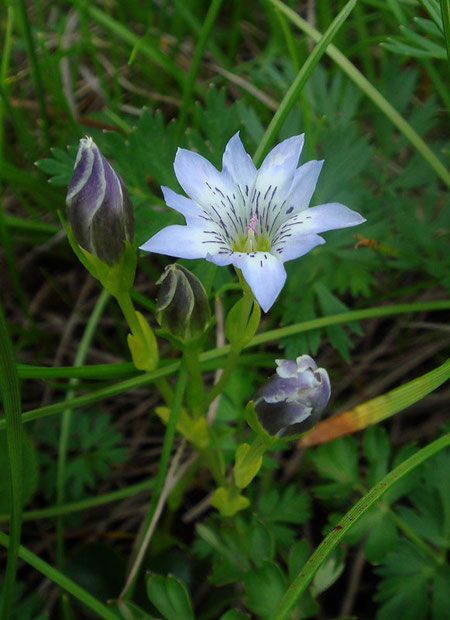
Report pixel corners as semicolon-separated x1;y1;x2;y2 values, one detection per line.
245;212;258;235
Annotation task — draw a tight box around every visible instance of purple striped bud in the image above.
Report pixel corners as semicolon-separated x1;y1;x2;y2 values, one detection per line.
66;137;134;265
254;355;331;437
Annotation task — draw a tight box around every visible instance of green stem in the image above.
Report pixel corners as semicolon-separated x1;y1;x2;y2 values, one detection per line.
0;303;23;620
0;478;156;524
120;362;188;600
55;290;110;573
271;433;450;620
115;290;141;339
0;532;120;620
255;0;357;165
184;344;205;416
202;349;240;410
4;300;450;430
115;291;172;403
202;290;256;410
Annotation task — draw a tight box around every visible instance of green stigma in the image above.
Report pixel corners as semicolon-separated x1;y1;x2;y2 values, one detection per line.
232;231;271;253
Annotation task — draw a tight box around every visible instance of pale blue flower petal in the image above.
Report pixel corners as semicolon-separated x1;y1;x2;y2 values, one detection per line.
259;135;304;176
222;132;257;194
283;203;366;236
206;251;235;266
253;135;305;199
174;147;233;210
276;233;325;263
285;160;324;214
139;223;224;259
161;186;204;222
234;252;287;312
271;204;366;259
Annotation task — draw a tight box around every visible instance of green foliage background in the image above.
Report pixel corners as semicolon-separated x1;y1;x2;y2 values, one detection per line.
0;0;448;618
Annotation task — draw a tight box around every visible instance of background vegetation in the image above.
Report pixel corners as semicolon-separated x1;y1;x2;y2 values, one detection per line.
0;0;449;618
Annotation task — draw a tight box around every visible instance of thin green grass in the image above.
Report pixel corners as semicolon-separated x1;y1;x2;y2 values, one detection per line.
255;0;357;165
1;299;448;430
268;0;450;187
272;433;450;619
0;304;23;620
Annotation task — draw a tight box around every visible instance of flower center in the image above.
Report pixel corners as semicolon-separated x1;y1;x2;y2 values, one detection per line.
232;213;271;253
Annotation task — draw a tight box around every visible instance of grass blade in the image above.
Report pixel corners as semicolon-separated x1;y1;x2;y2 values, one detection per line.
2;300;449;430
0;304;23;620
300;357;450;446
255;0;357;165
440;0;450;60
0;531;120;620
271;433;450;620
267;0;450;187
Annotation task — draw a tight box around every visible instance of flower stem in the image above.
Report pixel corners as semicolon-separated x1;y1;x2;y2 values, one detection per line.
202;349;240;410
115;290;172;404
115;290;142;339
183;343;205;416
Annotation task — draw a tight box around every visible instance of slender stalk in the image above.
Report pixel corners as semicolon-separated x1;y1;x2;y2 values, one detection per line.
0;477;155;524
202;349;240;409
120;362;188;600
184;344;205;416
0;304;23;620
115;290;172;404
271;433;450;620
55;291;110;574
3;299;450;430
115;290;142;338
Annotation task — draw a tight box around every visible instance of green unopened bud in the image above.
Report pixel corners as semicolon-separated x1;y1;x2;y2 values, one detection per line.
66;137;134;265
156;264;211;343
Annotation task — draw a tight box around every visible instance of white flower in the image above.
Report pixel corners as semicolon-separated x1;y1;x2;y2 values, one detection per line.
140;133;365;312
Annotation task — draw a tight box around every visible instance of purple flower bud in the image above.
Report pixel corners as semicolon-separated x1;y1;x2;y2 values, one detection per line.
66;137;134;265
254;355;331;437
